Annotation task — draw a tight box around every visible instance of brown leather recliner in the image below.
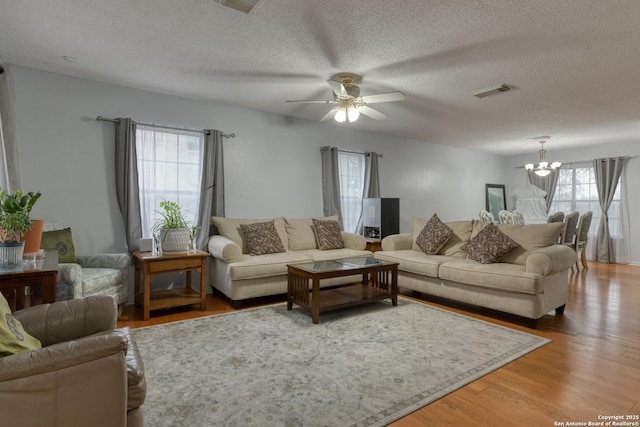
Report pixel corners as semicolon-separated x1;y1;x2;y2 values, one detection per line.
0;295;146;427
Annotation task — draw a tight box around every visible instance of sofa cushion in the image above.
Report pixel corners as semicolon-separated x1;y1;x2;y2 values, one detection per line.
412;217;474;258
415;213;453;255
227;252;311;281
439;260;543;295
374;250;455;278
462;223;520;264
312;219;344;250
239;221;286;255
285;216;338;251
0;294;42;357
211;217;287;254
497;222;564;265
81;268;124;295
40;227;77;263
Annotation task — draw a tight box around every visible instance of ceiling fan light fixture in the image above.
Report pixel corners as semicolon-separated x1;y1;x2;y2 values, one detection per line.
334;108;347;123
347;106;360;122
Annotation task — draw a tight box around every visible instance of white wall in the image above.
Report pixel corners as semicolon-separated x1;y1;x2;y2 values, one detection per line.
13;66;509;257
505;143;640;264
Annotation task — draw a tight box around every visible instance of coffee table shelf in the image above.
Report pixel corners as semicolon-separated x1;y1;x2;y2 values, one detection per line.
287;257;398;324
309;284;392;308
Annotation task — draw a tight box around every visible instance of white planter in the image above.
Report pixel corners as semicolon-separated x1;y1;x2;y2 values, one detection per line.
161;228;190;253
0;241;25;265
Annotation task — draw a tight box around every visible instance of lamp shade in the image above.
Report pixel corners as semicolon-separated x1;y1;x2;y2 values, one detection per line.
334;108;347;123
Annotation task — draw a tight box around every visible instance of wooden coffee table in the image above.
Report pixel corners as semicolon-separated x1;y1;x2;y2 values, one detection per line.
287;257;398;324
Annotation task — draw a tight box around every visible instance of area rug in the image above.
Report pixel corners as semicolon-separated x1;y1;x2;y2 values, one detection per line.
133;298;549;427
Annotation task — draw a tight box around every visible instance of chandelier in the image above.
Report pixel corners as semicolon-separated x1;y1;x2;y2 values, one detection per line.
525;140;561;177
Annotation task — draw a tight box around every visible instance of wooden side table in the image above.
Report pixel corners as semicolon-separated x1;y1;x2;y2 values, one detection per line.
365;239;382;252
133;250;208;320
0;250;58;311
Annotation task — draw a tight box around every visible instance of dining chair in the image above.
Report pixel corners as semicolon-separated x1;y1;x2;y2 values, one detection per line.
479;210;494;223
547;211;565;223
512;210;525;225
499;210;513;224
559;211;579;247
573;211;593;270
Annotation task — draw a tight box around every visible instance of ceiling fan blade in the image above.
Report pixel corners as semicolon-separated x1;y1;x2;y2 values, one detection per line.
327;79;347;97
320;108;338;121
358;105;388;120
360;91;405;104
285;99;335;104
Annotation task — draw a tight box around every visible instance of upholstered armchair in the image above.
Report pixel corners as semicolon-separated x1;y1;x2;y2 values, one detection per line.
56;253;130;309
0;296;146;427
41;223;130;314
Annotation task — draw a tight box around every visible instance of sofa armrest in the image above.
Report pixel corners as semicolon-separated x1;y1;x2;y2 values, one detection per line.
13;295;118;346
381;233;413;251
208;235;243;263
525;245;578;276
0;333;128;383
341;232;366;250
57;262;83;297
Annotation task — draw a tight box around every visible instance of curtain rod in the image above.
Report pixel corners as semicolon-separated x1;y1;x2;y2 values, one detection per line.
338;148;384;159
95;116;235;139
514;155;634;169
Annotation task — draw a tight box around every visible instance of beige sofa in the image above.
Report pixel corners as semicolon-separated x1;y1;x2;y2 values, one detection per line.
208;216;372;307
373;217;577;327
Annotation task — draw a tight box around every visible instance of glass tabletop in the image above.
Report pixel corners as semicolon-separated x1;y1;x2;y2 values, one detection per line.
292;257;389;273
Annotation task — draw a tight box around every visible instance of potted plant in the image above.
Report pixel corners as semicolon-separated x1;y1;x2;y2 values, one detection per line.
0;188;42;265
151;200;191;253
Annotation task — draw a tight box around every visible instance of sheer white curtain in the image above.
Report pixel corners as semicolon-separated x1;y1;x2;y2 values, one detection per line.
355;152;381;234
136;125;203;239
338;151;365;233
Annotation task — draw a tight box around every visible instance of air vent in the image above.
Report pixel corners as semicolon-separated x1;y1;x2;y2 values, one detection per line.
473;84;511;98
215;0;262;13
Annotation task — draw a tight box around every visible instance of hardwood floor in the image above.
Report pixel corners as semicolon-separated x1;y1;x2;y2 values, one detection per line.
118;262;640;426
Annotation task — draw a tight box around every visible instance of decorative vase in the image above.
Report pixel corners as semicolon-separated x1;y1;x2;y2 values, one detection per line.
161;228;190;253
0;241;25;265
23;219;44;255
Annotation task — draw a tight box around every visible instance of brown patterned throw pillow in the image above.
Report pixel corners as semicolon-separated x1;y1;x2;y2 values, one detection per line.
312;219;344;250
239;221;286;255
415;213;453;255
461;223;520;264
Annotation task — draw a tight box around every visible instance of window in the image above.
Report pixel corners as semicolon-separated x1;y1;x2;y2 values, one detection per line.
136;125;204;238
549;165;621;237
338;151;365;233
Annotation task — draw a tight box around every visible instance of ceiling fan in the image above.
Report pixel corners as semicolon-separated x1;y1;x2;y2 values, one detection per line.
285;73;405;123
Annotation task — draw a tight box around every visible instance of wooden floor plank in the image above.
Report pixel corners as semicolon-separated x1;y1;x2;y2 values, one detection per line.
119;261;640;426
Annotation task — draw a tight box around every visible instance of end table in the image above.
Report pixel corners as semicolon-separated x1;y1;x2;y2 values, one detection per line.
133;250;208;320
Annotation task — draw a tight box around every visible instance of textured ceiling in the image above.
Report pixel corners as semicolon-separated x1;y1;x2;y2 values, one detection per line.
1;0;640;155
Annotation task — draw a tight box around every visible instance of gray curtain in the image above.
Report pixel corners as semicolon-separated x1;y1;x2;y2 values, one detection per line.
527;169;559;214
114;118;143;252
593;157;626;263
0;60;22;192
320;146;342;226
197;130;225;249
355;152;381;234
